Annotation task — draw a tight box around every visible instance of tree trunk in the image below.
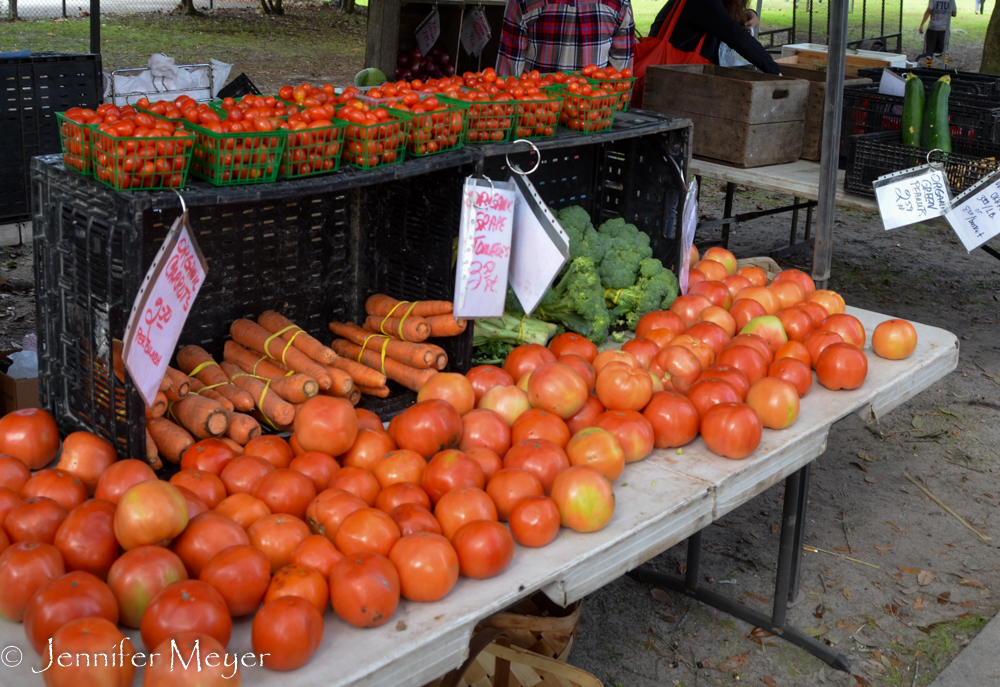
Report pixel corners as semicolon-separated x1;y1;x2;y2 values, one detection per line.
341;0;356;14
180;0;202;16
260;0;284;14
9;0;17;21
983;1;1000;74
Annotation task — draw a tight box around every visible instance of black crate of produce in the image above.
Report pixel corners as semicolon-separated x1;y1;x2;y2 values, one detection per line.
856;67;1000;100
844;130;1000;198
1;52;102;224
32;109;692;460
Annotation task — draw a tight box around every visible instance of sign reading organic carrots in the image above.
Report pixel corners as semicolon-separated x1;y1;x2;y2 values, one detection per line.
454;177;517;319
123;210;208;406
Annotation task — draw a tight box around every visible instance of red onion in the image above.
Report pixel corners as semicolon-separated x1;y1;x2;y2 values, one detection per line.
438;53;451;66
442;64;455;77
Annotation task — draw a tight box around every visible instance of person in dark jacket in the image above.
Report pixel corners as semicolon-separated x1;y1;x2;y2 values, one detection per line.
648;0;780;75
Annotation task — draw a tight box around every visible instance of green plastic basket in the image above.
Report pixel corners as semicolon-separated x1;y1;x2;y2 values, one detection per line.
341;111;410;170
590;76;637;112
56;112;95;176
442;94;515;144
512;93;564;140
91;126;194;191
279;120;347;179
544;85;615;134
186;121;287;186
405;100;469;156
135;104;190;130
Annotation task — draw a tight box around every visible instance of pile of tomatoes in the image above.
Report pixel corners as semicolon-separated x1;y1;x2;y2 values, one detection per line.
384;96;464;156
277;82;359;107
574;64;635;112
335;99;408;168
551;75;617;133
57;108;102;173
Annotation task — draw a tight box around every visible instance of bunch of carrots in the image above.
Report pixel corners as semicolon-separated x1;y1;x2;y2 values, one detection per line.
137;296;464;467
328;294;466;397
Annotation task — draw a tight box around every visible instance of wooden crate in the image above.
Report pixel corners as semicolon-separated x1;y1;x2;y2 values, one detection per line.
776;65;872;161
644;65;809;168
775;51;894;78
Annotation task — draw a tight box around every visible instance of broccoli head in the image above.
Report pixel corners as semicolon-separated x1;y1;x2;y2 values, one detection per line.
535;257;611;343
557;205;607;265
604;258;681;330
596;217;653;289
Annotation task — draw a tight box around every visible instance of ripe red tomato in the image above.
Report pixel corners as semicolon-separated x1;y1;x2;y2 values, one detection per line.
389;532;459;602
592;350;639;374
244;435;296;469
816;342;868;391
452;520;514;579
746;377;800;429
140;579;231;651
294;396;359;456
715;345;768;385
819;313;867;348
289;534;343;578
106;546;187;628
700;403;762;459
595;364;653;412
144;632;237;686
669;294;713;328
808;289;846;315
593;410;655;464
21;469;87;511
44;617;135;687
769;280;806;310
24;571;119;654
485;468;543;521
502;439;570;494
355;408;386;434
508;496;560;547
730;298;768;331
641;391;699;448
0;486;15;527
777;306;815;343
511;409;571;447
564;427;626;481
114;481;188;551
690;280;733;309
388;400;463;458
0;454;30;494
54;431;117;495
685;321;731;358
340;429;396;473
550;466;615;533
527;362;589;419
557;354;597;392
252;468;318;520
466;365;515;405
248;514;311;574
94;459;156;504
421;449;486;505
199;544;270;617
548;332;599;362
459;408;512;456
503;344;556;381
306;488;366;543
390;503;442;536
330;466;380;506
53;499;118;580
465;447;502;481
289;451;340;492
215;492;271;530
775;340;811;367
0;542;65;621
722;275;753;298
768;358;813;398
181;438;237;475
169;469;227;509
252;597;324;671
804;330;845;370
418;372;477;415
797;301;830;327
668;333;716;369
566;395;606;435
171;510;251;578
265;563;329;612
220;455;276;495
434;487;498;540
699;306;738;338
4;496;67;544
478;385;532;426
686;378;742;419
872;319;918;360
697;365;750;401
635;310;686;339
734;286;779;316
651;346;703;394
0;408;60;470
335;508;401;557
772;268;816;298
329;551;400;627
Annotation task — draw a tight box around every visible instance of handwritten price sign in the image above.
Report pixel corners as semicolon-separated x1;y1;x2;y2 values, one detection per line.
461;7;492;57
123;212;208;406
415;7;441;56
944;168;1000;251
874;166;950;231
455;177;517;318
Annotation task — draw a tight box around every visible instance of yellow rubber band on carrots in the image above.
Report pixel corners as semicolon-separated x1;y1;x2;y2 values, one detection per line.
251;357;267;377
396;301;419;341
188;360;220;378
379;300;420;341
231;373;278;429
358;334;391;375
263;324;304;366
190;382;228;395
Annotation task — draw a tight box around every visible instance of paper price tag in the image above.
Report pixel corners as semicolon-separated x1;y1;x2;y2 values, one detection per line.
508;172;569;315
678;177;698;295
415;6;441;56
873;165;951;231
122;211;208;406
944;168;1000;252
454;177;517;318
461;7;492;57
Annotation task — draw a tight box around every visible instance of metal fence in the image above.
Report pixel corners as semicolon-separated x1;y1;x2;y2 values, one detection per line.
2;0;263;20
792;0;905;52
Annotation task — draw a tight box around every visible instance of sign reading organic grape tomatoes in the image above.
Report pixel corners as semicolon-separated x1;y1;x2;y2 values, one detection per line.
454;177;516;318
123;210;208;406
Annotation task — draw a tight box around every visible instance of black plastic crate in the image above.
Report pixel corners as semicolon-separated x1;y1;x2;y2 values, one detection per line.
856;67;1000;100
215;72;262;100
32;109;692;459
844;130;1000;198
1;52;103;224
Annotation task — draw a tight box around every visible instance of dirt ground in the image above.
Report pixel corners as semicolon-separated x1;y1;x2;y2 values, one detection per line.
0;238;38;355
572;184;1000;687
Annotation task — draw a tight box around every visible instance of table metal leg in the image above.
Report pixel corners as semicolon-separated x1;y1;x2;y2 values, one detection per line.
789;196;800;250
626;470;850;672
722;183;735;248
981;243;1000;262
789;466;811;601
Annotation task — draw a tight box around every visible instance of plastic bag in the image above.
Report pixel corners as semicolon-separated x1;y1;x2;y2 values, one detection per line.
719;43;750;68
7;351;37;379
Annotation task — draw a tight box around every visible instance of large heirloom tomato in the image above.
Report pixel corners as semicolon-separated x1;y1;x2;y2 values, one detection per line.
872;319;918;360
700;403;762;460
527;362;589;419
389;400;463;458
0;408;60;470
252;597;324;671
294;397;358;457
550;466;615;533
815;343;868;390
642;391;699;448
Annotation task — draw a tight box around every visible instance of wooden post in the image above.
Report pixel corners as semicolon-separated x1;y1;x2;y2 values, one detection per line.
365;0;402;77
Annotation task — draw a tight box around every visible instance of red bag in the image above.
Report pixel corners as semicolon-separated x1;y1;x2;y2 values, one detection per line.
632;0;710;108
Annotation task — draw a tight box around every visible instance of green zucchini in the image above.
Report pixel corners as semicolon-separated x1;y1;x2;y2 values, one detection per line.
921;75;952;153
901;73;924;148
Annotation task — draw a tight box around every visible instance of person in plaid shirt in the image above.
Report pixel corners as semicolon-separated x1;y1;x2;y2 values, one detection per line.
496;0;635;77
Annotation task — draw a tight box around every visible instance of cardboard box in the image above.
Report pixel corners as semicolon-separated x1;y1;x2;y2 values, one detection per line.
0;350;39;415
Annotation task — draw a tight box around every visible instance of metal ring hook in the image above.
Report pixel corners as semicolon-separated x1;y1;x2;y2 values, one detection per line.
506;139;541;176
473;175;496;209
927;148;947;170
172;189;187;216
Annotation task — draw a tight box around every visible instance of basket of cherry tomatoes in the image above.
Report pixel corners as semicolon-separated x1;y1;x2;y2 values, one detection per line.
446;69;563;141
90;110;194;191
544;75;617;134
57;109;101;175
335;99;411;170
278;101;347;179
578;65;636;112
387;95;468;157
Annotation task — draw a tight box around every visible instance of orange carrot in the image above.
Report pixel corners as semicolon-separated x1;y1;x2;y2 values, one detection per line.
165;367;190;397
326;354;387;388
350;389;361;406
146;391;168;419
363;314;430;342
331;339;438;392
225;411;261;445
355;384;391;398
365;294;453;317
113;339;125;384
168;394;229;440
223;340;322;403
145;429;162;470
258;311;337;365
249;408;294;433
219;437;245;455
230;319;333;390
329;321;446;369
220;360;296;427
425;314;467;337
188;378;235;412
146;416;195;464
159;375;173;394
177;345;255;412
